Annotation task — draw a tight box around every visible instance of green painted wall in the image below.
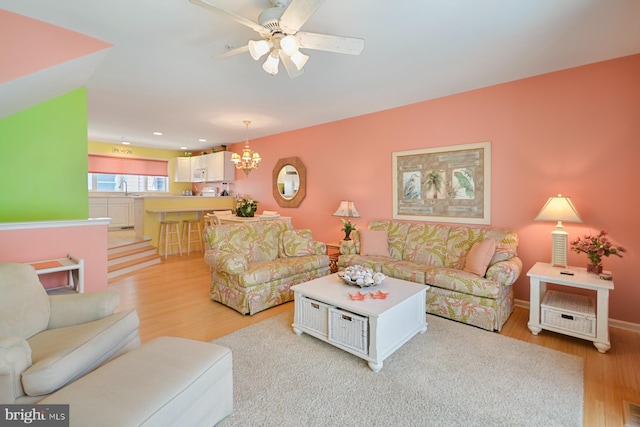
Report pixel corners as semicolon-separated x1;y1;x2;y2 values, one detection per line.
0;89;88;222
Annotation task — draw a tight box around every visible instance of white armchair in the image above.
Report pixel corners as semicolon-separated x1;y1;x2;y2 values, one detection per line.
0;263;140;404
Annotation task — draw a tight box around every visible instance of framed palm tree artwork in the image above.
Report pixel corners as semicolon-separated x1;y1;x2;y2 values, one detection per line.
425;170;446;199
392;142;491;225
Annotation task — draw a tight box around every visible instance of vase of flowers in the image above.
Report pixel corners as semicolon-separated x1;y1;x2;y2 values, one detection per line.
570;230;626;274
234;195;258;217
341;218;356;241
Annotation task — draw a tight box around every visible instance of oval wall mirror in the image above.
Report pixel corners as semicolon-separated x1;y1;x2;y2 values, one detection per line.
277;166;300;200
272;157;306;208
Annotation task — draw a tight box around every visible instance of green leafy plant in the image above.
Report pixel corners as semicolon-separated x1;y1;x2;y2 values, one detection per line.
341;218;356;241
234;195;258;218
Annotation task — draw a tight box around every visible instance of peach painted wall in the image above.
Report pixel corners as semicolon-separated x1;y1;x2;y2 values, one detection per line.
0;221;109;293
230;54;640;325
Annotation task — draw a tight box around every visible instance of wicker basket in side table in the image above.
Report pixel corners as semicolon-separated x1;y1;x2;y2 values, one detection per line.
541;290;596;337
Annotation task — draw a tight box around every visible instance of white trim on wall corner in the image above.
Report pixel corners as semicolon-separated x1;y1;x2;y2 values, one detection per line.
515;298;640;333
0;218;111;231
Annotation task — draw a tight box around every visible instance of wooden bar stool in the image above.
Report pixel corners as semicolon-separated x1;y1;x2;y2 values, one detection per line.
158;221;182;259
203;213;218;227
182;219;203;254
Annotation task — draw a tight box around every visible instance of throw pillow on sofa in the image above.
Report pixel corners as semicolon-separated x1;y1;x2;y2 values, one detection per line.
463;238;496;277
282;230;316;257
359;229;391;257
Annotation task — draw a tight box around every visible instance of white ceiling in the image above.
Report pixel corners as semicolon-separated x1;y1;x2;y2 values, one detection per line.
2;0;640;151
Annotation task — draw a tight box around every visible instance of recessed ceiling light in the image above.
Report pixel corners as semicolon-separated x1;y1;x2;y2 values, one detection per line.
122;141;131;145
180;146;187;150
198;138;207;142
153;131;163;136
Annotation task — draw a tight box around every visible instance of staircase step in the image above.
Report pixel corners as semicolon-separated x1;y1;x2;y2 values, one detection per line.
107;255;162;280
107;236;161;280
108;246;158;266
108;237;152;255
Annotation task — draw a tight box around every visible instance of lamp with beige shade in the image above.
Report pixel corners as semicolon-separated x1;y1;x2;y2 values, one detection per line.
534;194;583;268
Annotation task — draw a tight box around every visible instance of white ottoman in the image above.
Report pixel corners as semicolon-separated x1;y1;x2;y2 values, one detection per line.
40;336;233;426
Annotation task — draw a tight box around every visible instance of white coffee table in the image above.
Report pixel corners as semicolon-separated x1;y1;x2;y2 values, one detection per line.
291;274;429;372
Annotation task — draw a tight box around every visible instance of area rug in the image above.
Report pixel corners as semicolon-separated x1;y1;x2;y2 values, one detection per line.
213;312;583;427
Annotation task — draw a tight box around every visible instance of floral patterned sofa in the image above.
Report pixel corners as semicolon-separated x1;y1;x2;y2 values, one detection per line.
204;221;330;315
338;220;522;331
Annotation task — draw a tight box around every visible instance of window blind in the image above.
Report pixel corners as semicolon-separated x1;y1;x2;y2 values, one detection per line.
88;155;168;176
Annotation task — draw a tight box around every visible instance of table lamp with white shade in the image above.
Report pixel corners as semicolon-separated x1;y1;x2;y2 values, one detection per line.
332;200;360;240
534;194;583;268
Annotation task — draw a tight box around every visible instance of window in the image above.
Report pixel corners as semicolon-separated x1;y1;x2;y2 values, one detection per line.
87;154;169;193
88;174;168;193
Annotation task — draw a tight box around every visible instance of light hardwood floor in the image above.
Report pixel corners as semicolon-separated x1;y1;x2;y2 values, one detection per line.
108;250;640;427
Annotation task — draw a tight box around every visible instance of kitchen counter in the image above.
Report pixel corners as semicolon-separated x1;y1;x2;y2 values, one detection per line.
134;196;236;246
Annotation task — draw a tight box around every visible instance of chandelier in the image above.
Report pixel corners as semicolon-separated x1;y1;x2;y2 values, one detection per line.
230;120;261;176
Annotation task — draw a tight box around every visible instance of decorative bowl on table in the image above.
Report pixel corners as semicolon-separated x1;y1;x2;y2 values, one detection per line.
338;265;385;287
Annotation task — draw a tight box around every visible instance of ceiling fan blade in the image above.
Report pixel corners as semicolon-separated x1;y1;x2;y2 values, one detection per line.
279;51;304;79
212;45;249;59
296;31;364;55
279;0;326;34
189;0;270;37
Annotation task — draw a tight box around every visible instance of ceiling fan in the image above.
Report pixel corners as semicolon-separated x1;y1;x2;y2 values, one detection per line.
189;0;365;78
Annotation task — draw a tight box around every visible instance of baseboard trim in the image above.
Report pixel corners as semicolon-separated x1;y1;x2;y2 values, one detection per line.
514;299;640;332
609;318;640;332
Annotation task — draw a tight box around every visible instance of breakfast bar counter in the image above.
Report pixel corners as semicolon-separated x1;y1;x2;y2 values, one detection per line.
146;208;223;221
134;196;235;246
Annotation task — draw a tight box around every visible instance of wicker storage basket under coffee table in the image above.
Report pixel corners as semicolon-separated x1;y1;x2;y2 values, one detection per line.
291;273;429;372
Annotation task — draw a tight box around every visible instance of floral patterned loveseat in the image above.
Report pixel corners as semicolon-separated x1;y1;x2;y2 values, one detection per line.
204;221;330;315
338;220;522;331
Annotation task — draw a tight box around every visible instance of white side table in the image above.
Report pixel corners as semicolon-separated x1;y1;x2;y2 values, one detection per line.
29;254;84;294
527;262;613;353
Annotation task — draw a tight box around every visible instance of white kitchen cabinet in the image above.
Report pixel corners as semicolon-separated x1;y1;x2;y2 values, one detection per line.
191;155;207;182
205;152;235;182
88;198;108;218
108;197;133;228
89;197;134;228
174;157;191;182
175;153;233;183
129;202;135;227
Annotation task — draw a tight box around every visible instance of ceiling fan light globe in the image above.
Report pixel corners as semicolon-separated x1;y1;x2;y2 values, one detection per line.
248;40;271;61
290;51;309;71
262;53;280;75
280;35;299;56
